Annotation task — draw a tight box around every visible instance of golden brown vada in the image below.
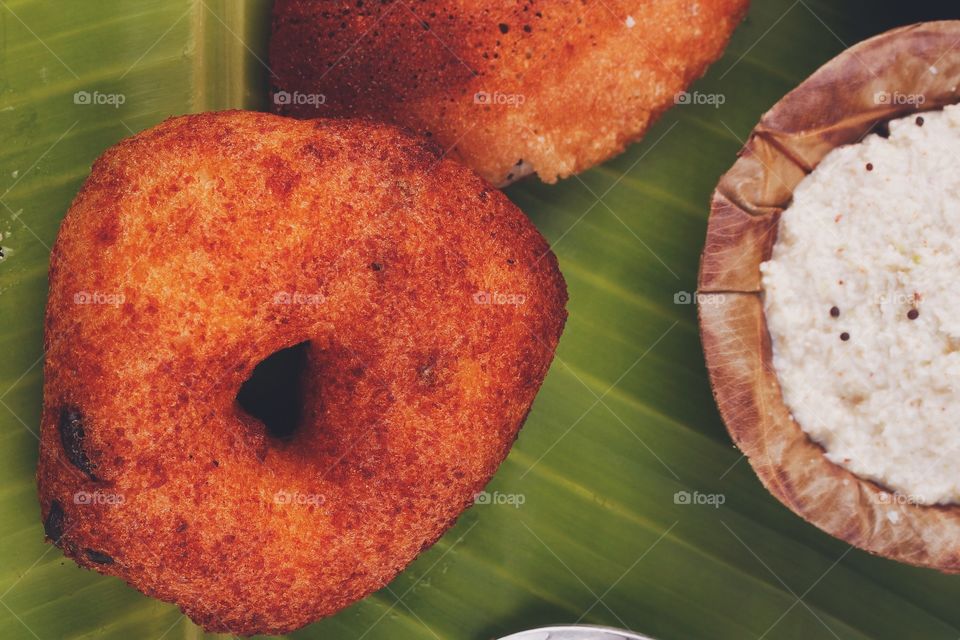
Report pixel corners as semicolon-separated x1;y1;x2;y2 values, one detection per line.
269;0;749;185
37;110;567;635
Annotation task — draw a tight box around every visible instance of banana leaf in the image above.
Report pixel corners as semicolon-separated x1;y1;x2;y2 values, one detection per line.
1;1;959;639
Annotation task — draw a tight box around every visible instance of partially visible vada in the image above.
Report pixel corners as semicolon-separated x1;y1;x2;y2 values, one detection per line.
269;0;749;185
38;110;567;635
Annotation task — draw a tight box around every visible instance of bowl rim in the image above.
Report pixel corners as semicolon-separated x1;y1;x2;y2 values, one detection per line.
497;624;657;640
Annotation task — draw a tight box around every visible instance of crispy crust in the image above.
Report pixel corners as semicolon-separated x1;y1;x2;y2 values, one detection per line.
698;22;960;571
268;0;748;185
38;111;567;634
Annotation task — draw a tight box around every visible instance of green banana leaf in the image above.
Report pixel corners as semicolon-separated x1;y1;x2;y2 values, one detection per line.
1;1;959;638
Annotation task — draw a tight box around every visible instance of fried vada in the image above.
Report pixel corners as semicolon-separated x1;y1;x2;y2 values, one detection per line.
37;110;567;634
269;0;749;185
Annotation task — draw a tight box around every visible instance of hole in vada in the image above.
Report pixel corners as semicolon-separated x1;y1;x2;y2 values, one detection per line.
236;341;309;439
